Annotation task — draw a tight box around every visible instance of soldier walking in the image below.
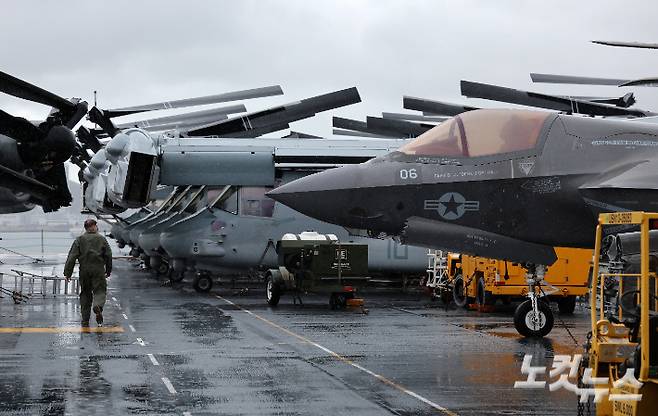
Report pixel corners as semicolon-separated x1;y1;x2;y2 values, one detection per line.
64;219;113;327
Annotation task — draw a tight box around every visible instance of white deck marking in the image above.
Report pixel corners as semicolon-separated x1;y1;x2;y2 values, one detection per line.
215;295;458;416
183;412;192;416
147;353;160;366
112;297;117;302
161;377;177;394
122;313;128;320
136;337;146;346
129;325;136;333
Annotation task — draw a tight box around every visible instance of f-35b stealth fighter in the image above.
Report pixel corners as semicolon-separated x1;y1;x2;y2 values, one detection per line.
268;107;658;335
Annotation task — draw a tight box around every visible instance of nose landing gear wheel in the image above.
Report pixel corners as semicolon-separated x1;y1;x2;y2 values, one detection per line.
193;273;213;293
514;299;554;337
266;277;281;306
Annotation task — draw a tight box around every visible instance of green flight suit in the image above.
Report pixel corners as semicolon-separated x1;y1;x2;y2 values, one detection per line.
64;231;113;324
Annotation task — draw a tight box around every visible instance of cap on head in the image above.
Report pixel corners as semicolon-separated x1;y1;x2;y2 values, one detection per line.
84;218;97;230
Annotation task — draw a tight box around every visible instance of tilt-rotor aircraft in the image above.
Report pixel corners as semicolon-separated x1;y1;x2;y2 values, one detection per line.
268;82;658;337
0;71;88;213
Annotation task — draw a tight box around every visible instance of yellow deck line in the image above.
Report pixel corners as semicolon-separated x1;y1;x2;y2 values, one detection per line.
0;326;124;333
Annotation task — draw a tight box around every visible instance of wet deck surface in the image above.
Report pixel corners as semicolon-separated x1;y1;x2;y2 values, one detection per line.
0;259;591;415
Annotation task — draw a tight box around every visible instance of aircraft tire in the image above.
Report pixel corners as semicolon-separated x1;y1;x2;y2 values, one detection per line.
266;276;281;306
452;274;469;308
156;262;169;276
514;300;554;337
557;296;577;314
193;274;213;293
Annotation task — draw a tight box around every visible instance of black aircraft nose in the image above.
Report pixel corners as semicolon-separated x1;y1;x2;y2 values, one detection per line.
267;166;360;226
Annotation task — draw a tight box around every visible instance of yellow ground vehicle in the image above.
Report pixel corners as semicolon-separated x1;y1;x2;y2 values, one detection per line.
426;247;591;336
582;212;658;415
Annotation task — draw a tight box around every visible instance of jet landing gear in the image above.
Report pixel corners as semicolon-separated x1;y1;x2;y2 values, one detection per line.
513;264;555;337
193;272;213;293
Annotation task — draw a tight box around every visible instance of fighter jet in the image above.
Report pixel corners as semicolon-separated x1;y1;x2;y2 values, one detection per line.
267;106;658;336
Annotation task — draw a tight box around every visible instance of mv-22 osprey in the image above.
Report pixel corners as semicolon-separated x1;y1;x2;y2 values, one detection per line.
270;97;658;336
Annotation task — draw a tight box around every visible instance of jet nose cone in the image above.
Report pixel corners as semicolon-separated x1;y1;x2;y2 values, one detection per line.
267;165;363;227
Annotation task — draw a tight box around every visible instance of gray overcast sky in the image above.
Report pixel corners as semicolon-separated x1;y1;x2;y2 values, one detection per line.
4;0;658;136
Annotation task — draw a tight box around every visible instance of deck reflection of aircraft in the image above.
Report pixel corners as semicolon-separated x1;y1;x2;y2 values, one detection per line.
268;104;658;336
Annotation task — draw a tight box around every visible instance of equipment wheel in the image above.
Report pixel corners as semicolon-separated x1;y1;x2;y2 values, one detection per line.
514;299;554;337
193;273;213;293
476;277;495;306
557;296;577;314
156;262;169;276
452;273;469;308
266;276;281;306
169;269;185;283
329;293;347;310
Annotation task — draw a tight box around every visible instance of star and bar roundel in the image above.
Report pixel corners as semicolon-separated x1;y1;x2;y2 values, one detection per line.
424;192;480;220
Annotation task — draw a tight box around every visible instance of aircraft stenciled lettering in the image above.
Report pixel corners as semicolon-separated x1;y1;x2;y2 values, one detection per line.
434;169;496;179
424;192;479;220
591;139;658;147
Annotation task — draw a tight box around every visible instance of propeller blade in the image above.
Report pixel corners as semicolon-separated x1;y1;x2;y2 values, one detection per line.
403;96;479;116
0;109;43;143
530;73;630;86
88;107;119;137
592;40;658;50
0;70;75;111
461;80;651;117
188;87;361;137
105;85;283;118
0;163;56;201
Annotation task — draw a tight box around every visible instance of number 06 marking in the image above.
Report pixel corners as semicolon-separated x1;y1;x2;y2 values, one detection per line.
399;169;418;180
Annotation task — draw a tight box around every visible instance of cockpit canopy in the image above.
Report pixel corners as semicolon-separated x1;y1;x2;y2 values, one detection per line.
398;109;551;158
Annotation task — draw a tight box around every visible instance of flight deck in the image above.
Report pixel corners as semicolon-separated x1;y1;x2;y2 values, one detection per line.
0;259;590;415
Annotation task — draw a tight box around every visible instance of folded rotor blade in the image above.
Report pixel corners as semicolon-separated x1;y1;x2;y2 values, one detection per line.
116;104;245;128
403;96;479;116
88;107;119;137
0;70;75;111
366;116;432;138
105;85;283;118
592;40;658;50
583;92;636;108
332;129;394;139
282;131;323;139
188;87;361;137
126;117;229;132
333;116;414;138
619;78;658;87
382;112;447;123
530;73;630;86
77;126;105;153
461;80;651;117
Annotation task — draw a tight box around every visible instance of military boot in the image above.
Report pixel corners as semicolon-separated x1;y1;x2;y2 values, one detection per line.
93;306;103;327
